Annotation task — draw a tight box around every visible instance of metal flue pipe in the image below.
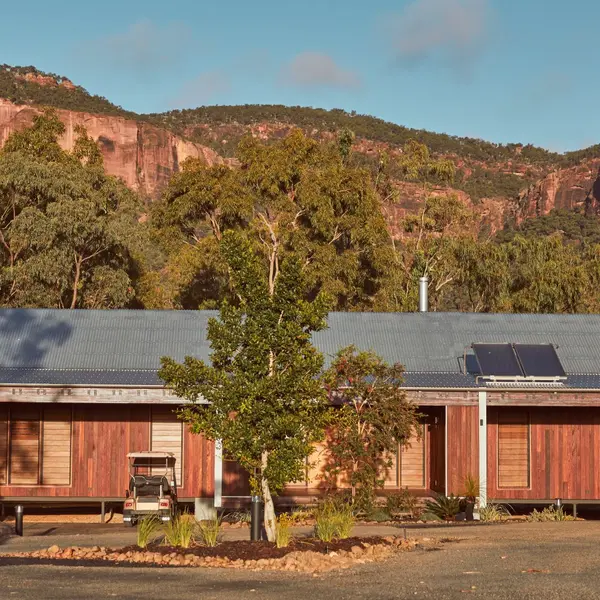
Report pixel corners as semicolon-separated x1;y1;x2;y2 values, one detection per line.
419;276;429;312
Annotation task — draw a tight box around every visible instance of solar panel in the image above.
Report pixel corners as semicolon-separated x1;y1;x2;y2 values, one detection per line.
513;344;565;378
472;344;524;377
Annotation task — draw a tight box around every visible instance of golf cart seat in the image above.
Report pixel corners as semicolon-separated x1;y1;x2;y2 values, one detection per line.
129;475;170;496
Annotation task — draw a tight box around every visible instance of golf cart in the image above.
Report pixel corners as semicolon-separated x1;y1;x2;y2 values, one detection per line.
123;451;178;526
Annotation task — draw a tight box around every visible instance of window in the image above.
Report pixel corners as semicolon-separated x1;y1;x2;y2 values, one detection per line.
150;406;184;487
498;410;530;488
4;405;72;486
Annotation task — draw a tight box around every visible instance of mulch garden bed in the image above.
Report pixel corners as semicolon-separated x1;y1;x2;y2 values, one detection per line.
121;536;393;561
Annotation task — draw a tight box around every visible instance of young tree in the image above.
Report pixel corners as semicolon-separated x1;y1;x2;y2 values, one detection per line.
159;232;332;541
322;346;420;512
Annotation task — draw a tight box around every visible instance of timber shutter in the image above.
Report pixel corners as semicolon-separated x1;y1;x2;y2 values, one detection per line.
0;405;7;484
399;424;426;488
41;406;72;485
9;406;40;485
151;407;183;486
498;410;530;488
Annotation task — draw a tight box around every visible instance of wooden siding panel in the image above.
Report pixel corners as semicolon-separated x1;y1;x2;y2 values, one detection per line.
9;406;40;485
41;406;72;485
400;425;426;488
447;406;478;495
0;404;7;484
151;407;183;486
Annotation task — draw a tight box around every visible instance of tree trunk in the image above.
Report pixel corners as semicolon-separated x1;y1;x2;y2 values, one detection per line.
70;255;82;309
261;451;277;542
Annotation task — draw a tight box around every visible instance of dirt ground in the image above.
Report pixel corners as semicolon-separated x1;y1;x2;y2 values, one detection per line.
1;522;600;599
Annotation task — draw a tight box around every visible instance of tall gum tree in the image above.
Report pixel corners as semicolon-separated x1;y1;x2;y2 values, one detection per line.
159;232;332;542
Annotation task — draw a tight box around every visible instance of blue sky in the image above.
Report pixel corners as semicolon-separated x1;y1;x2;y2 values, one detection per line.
1;0;598;151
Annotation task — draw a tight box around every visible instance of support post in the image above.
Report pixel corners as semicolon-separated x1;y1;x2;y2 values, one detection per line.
250;495;263;541
573;503;577;519
444;406;448;494
478;391;487;509
14;505;23;537
214;439;223;509
100;501;106;524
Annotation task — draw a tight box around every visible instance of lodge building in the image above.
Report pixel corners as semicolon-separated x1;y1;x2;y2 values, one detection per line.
1;308;600;512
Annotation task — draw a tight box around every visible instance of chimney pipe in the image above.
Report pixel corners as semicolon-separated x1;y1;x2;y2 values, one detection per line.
419;276;429;312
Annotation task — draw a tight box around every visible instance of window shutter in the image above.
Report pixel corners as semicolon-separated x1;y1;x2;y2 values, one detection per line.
0;405;7;484
151;407;183;486
41;406;72;485
399;424;426;488
9;406;40;485
498;411;530;488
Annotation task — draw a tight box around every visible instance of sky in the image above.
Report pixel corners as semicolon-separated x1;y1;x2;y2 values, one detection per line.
1;0;598;152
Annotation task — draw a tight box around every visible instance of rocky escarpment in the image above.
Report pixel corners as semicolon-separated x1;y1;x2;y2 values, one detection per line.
517;159;600;220
0;99;223;198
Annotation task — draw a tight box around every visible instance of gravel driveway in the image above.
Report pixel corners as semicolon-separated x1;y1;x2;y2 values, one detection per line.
1;521;600;599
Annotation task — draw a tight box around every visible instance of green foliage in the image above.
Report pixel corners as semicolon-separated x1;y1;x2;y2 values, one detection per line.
366;508;392;523
462;475;480;502
137;516;161;549
0;65;135;118
159;232;332;542
386;489;418;516
479;503;511;522
424;494;461;521
197;516;222;547
275;513;294;548
322;346;419;511
314;499;355;542
162;514;196;548
0;111;142;308
527;506;575;522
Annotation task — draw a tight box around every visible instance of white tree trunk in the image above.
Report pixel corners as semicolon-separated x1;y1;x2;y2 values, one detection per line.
261;451;277;542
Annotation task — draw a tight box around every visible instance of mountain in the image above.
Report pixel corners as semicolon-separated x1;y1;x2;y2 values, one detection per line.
1;64;600;228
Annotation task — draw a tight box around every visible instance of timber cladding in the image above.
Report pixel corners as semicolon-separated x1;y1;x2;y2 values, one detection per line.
488;407;600;500
446;405;479;495
0;403;214;500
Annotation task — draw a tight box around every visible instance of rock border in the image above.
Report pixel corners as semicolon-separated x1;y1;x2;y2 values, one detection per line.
6;536;416;574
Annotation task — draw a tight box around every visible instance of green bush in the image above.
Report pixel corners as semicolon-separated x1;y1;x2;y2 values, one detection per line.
314;499;355;542
197;516;222;547
424;494;461;521
527;506;575;522
137;516;161;549
163;514;196;548
479;503;511;522
386;489;418;516
366;508;392;523
275;513;294;548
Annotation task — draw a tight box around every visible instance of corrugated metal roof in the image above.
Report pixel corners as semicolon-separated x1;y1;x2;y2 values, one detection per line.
1;309;600;387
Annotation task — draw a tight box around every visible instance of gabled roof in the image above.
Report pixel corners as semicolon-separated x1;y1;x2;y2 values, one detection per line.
0;309;599;388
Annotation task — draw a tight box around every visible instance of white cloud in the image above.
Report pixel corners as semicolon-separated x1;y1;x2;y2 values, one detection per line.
282;52;361;89
388;0;489;70
173;72;231;108
86;20;192;73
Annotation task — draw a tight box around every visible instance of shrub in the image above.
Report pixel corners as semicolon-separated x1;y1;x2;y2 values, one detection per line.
163;514;196;548
275;513;294;548
420;511;442;522
386;489;418;516
197;516;222;547
332;505;355;539
314;499;355;542
288;507;314;524
424;494;461;521
137;516;161;549
527;506;575;522
463;475;480;502
366;508;392;523
479;503;511;522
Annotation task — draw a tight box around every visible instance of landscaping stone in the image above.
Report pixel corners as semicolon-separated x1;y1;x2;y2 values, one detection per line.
3;535;416;575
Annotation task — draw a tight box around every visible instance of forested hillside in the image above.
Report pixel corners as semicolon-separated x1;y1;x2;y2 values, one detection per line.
2;109;600;314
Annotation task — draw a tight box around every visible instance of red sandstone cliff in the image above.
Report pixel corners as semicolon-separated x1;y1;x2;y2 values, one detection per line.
517;159;600;220
0;99;223;198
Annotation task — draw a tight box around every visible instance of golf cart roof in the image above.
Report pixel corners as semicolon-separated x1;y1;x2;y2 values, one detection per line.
127;452;175;458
